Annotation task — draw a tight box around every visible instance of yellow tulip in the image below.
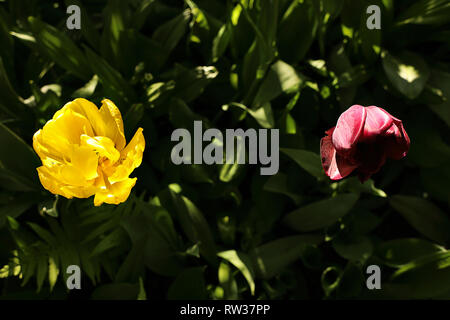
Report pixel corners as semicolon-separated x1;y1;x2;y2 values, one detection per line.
33;98;145;206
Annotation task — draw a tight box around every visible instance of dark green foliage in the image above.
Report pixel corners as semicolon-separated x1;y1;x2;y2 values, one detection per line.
0;0;449;300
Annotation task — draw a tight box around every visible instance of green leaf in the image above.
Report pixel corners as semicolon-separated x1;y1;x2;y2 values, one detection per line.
169;65;218;103
332;64;371;89
249;103;275;128
124;103;145;138
128;31;169;72
121;203;184;277
240;2;276;96
382;51;430;99
92;282;140;300
152;10;190;54
0;57;26;117
169;98;205;129
390;251;450;299
253;60;305;108
376;238;445;267
91;228;127;257
407;119;450;168
115;239;145;283
421;166;450;202
390;195;450;245
71;75;99;99
27;17;91;80
20;256;37;287
250;234;323;279
278;0;318;64
258;0;279;47
137;277;147;300
48;254;59;292
167;267;207;300
263;172;302;205
27;222;57;247
0;123;40;191
131;0;156;30
0;194;37;227
225;102;275;128
336;262;364;299
217;250;255;295
218;261;238;299
397;0;450;26
321;266;341;296
337;177;387;197
332;234;373;262
100;0;127;68
283;194;359;232
36;254;48;293
84;47;135;103
429;103;450;128
346;209;381;235
161;189;218;266
219;162;243;183
212;23;232;63
281;148;324;179
427;69;450;127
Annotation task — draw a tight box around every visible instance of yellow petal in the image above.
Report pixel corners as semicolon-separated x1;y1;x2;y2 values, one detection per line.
37;166;97;199
80;134;120;162
108;128;145;183
93;177;137;206
33;98;140;206
62;98;107;137
70;145;99;181
99;99;126;151
33;129;65;164
37;166;72;198
58;165;88;186
60;184;98;199
41;108;94;156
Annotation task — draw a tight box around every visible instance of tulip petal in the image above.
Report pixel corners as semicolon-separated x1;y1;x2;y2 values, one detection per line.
361;106;393;141
37;166;69;198
108;128;145;183
71;145;99;180
62;99;126;151
33;129;65;164
99;99;126;151
321;128;357;180
63;98;107;137
354;142;386;181
33;98;144;206
42;108;94;156
332;105;366;155
93;177;137;206
59;165;90;186
37;166;96;199
80;134;120;162
383;119;410;160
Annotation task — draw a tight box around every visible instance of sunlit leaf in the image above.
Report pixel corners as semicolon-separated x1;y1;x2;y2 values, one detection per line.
218;250;255;295
382;51;430;99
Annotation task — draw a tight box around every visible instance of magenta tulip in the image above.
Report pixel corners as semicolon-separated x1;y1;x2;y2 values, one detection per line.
320;105;410;182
